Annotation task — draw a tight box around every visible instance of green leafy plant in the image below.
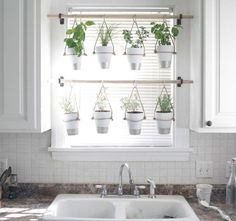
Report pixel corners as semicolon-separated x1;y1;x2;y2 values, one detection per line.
122;26;149;48
121;94;141;112
95;87;110;111
151;22;182;45
157;94;173;112
99;25;114;46
60;97;77;114
64;21;95;57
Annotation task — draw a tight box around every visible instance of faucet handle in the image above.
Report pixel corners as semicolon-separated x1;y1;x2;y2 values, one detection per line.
133;185;146;197
146;178;156;198
95;185;107;198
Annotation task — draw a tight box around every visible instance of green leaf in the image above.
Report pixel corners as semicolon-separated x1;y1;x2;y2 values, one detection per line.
171;27;179;37
66;29;73;35
85;20;95;26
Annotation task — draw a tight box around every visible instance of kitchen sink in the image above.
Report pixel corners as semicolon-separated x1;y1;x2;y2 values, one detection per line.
41;194;199;221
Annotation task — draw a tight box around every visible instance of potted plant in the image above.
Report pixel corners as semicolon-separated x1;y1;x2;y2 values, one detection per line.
95;25;115;69
64;20;95;70
121;93;145;135
122;26;149;70
154;94;173;134
60;96;79;136
92;86;112;134
151;21;182;68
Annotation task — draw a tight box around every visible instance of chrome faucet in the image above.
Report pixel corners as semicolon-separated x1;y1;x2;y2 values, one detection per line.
118;163;134;195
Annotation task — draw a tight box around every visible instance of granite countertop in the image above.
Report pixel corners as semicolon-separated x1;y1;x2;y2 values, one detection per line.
0;195;236;221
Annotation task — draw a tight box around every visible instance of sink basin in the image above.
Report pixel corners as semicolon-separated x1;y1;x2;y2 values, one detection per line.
41;194;199;221
126;200;192;219
53;198;115;218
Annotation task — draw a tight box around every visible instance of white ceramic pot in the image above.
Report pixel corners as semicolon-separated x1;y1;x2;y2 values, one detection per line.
67;48;82;70
94;111;111;134
127;47;144;70
96;46;113;69
126;112;144;135
155;112;173;134
63;112;79;136
156;45;174;68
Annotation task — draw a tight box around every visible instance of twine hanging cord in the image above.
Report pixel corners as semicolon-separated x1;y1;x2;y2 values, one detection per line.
64;18;88;56
153;85;175;121
154;20;177;54
124;82;146;121
124;17;146;56
63;84;80;121
91;83;113;120
93;17;115;55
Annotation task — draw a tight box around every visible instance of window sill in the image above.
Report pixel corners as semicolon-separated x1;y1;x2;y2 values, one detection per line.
48;147;193;162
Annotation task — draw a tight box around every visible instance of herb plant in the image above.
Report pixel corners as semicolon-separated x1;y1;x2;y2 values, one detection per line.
121;94;141;112
95;87;110;111
157;94;173;112
151;22;182;45
64;21;95;57
122;26;149;48
60;97;77;114
99;26;114;46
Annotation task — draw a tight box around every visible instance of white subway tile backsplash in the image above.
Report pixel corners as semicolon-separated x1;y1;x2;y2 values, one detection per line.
0;130;236;184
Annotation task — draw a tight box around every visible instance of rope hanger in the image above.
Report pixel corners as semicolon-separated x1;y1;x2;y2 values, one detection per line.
124;81;146;121
154;20;177;54
91;82;113;120
63;18;88;56
93;17;115;55
124;17;146;56
153;84;175;121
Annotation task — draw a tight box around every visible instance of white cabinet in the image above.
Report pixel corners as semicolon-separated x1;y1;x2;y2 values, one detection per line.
191;0;236;132
0;0;51;132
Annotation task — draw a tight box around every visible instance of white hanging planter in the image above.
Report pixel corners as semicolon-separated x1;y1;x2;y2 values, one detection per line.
127;47;144;70
126;112;144;135
96;46;113;69
66;48;82;70
155;112;173;134
63;112;79;136
94;111;111;134
156;45;174;68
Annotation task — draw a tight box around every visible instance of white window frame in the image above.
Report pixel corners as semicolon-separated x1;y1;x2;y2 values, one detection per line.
49;5;193;161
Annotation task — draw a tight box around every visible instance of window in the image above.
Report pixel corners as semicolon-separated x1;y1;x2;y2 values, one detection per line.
59;8;175;148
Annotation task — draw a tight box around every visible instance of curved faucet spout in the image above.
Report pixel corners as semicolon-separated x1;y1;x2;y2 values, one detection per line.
118;163;134;195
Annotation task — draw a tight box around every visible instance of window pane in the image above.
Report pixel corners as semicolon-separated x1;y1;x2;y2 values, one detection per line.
63;9;174;147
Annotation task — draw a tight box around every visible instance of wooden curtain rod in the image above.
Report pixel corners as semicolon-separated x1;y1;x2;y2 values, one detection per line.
48;13;193;20
58;77;193;87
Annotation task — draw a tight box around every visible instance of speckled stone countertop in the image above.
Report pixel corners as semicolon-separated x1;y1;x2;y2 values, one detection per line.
0;184;235;221
1;195;236;221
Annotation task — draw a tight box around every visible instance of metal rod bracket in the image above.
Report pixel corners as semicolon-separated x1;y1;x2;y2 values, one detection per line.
59;13;65;25
59;76;65;87
177;76;183;87
177;14;183;25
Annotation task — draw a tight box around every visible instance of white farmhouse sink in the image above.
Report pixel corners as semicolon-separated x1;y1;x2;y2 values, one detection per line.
41;194;199;221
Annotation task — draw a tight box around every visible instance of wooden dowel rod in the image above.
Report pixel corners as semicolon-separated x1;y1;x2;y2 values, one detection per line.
59;79;193;85
48;14;193;20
